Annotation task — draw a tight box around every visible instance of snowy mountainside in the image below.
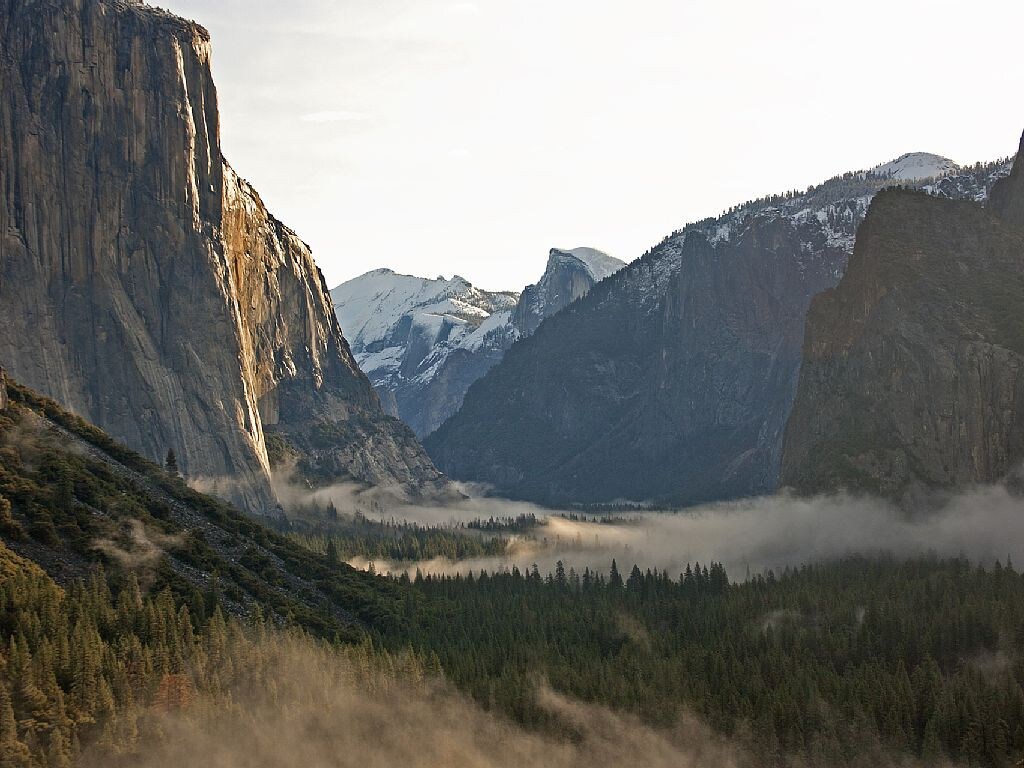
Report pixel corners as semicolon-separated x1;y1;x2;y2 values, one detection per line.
869;152;959;181
332;270;517;354
331;248;623;437
622;153;1013;308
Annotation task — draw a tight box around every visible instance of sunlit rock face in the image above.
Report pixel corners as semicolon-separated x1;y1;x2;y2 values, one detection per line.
0;0;443;514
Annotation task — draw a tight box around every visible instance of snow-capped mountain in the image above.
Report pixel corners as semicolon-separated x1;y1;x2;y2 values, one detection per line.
512;248;625;336
332;271;518;357
632;153;1013;304
869;151;958;181
425;152;1014;507
332;248;624;437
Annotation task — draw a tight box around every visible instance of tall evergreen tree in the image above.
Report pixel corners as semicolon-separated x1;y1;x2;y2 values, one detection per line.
608;559;623;589
164;449;179;477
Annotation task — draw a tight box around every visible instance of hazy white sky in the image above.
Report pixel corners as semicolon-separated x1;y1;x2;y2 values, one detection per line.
161;0;1023;291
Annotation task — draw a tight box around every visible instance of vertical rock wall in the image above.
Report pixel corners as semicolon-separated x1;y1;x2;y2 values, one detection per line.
0;0;442;513
781;133;1024;500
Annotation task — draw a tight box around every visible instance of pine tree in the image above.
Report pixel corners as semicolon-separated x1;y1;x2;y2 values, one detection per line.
164;449;179;477
554;560;566;588
46;726;71;768
608;559;623;589
326;537;340;565
626;564;643;592
0;682;31;766
0;494;20;538
54;473;74;515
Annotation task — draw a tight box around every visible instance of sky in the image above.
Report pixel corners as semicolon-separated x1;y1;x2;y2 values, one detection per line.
160;0;1024;292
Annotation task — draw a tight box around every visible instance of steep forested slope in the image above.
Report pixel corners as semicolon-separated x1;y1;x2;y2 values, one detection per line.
0;375;417;639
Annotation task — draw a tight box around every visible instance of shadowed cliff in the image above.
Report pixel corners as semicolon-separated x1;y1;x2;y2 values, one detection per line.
781;132;1024;500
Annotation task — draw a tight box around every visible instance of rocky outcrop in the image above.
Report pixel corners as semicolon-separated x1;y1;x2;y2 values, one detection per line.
332;248;623;437
425;156;1011;506
511;248;623;337
781;133;1024;500
0;0;442;513
0;369;7;412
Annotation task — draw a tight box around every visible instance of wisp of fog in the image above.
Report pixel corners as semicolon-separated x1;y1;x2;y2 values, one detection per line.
341;485;1024;580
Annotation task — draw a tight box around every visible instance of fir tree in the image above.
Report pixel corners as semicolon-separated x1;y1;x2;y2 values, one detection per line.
608;559;623;589
164;449;179;477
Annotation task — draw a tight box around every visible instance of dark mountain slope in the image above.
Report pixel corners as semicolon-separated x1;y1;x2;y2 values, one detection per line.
781;133;1024;499
426;157;1010;505
0;374;419;639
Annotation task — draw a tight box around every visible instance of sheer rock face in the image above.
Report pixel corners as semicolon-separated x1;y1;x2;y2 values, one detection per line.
511;248;624;338
0;0;442;513
781;133;1024;501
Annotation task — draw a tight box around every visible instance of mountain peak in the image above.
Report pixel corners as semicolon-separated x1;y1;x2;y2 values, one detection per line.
332;247;622;437
548;247;623;282
987;128;1024;228
870;152;957;182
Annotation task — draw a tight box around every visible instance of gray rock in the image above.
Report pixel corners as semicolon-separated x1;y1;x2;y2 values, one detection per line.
512;248;624;337
0;0;442;514
781;132;1024;501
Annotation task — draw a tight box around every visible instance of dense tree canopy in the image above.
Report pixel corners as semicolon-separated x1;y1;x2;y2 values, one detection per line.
2;378;1023;767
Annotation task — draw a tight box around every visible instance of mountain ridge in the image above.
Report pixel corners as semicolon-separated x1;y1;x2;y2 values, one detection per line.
332;247;624;437
0;372;413;638
425;152;1012;505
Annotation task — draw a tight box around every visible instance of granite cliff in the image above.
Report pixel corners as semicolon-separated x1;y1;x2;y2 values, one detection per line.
781;133;1024;500
510;247;625;338
0;0;442;514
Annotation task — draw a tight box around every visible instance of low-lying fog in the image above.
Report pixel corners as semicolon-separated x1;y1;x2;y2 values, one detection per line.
285;478;1024;580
